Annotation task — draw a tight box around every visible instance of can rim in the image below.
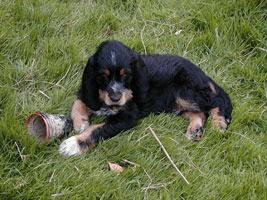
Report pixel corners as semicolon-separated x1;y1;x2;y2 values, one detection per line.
26;112;50;142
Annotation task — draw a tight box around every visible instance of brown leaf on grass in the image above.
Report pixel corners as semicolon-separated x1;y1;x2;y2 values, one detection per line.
108;162;124;173
105;30;113;36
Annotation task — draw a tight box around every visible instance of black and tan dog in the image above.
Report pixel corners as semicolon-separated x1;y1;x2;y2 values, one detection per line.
59;40;232;157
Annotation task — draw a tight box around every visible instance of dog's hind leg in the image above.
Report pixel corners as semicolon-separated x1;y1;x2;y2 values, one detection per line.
209;107;228;132
182;112;207;141
71;99;90;133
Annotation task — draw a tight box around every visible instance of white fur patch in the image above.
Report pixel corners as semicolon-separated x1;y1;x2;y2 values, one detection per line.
111;51;116;66
59;136;82;157
89;107;119;116
111;82;121;93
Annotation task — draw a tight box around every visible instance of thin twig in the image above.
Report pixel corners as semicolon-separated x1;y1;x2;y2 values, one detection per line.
143;169;152;183
256;47;267;52
55;65;71;86
74;166;80;172
33;162;55;170
143;168;153;200
51;193;65;197
14;142;26;161
148;126;190;185
49;170;56;183
260;109;266;119
122;159;140;167
39;90;50;99
40;81;65;89
137;133;149;142
197;59;207;66
138;8;147;55
44;65;71;91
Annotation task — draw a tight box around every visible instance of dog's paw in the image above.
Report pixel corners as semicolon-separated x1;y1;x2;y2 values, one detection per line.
212;118;228;132
186;127;204;141
59;136;82;157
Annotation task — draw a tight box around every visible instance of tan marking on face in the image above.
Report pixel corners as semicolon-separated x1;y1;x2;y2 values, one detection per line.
99;89;108;104
183;112;206;140
209;107;227;131
208;82;216;94
71;99;90;132
176;98;200;112
76;123;105;153
120;68;126;76
104;69;110;76
99;89;133;106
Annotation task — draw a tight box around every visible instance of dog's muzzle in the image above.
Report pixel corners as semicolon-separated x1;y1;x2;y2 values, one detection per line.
108;81;124;102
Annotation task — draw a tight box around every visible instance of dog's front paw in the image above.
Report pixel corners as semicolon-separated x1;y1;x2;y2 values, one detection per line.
59;136;82;157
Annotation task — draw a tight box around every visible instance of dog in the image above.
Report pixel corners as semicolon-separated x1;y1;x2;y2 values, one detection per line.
59;40;232;157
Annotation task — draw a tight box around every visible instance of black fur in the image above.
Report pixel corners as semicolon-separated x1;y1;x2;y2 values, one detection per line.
77;40;232;146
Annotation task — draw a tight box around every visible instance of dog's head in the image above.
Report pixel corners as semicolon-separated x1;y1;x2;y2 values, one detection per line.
78;41;148;111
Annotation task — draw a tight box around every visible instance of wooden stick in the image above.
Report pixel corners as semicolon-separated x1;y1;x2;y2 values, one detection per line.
56;65;71;86
122;159;140;167
74;166;80;172
39;90;50;99
256;47;267;52
148;126;190;185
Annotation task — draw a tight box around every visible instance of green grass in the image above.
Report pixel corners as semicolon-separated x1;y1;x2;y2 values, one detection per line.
1;0;267;199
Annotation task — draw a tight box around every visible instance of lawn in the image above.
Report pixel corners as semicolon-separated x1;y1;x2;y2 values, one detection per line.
0;0;266;199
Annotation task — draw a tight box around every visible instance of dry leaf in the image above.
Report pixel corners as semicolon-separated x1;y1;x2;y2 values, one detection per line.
108;162;124;173
105;30;113;36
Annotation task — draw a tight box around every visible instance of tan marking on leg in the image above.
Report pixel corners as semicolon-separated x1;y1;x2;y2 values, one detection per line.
99;89;133;106
183;112;206;140
176;98;200;112
209;107;227;131
208;82;216;94
71;99;90;132
76;123;105;153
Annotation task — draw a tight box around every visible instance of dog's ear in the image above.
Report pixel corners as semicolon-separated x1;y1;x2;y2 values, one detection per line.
130;55;148;107
77;55;101;110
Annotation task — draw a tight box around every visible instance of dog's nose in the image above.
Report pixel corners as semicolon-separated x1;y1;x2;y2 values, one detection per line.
109;92;122;102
